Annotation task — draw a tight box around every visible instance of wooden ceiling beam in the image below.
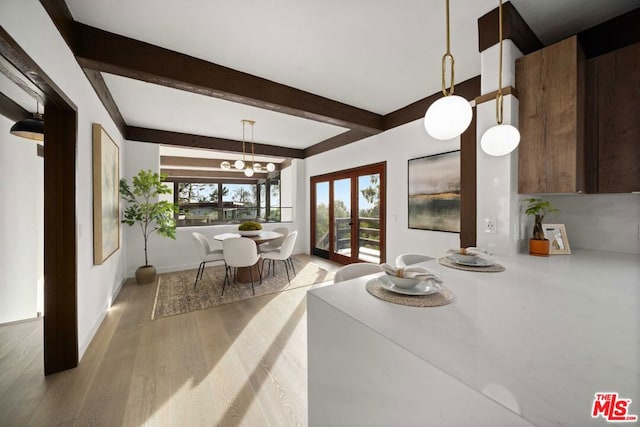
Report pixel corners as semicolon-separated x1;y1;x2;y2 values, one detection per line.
127;126;304;158
160;156;282;171
477;1;542;54
382;76;481;131
303;128;379;158
0;27;75;110
83;69;127;136
161;168;266;180
0;91;30;122
74;23;383;133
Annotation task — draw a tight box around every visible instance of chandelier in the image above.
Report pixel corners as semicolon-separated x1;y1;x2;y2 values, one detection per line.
221;120;275;176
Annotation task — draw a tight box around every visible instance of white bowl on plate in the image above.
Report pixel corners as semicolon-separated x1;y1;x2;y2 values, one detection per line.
388;275;420;289
450;253;478;263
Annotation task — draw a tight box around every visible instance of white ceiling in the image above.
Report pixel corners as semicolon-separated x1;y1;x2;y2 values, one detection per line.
5;0;639;155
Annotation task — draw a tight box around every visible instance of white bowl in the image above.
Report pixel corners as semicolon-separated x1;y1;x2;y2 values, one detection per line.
388;275;420;289
238;230;261;236
450;253;478;263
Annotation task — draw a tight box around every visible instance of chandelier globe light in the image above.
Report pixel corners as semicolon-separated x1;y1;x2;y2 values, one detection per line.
220;120;276;174
480;0;520;156
424;0;472;140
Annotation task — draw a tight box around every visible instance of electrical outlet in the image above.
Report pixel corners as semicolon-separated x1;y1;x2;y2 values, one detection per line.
484;218;497;234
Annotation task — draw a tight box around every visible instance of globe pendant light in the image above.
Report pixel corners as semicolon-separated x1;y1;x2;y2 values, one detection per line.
424;0;472;140
221;161;231;170
266;162;276;172
480;0;520;156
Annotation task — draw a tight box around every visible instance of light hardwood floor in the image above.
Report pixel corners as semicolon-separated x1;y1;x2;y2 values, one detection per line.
0;257;340;426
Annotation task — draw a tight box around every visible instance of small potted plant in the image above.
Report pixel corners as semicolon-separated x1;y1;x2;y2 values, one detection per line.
524;198;558;256
120;170;177;283
238;220;262;236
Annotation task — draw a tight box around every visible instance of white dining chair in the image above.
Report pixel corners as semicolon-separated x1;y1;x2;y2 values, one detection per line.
222;237;261;296
191;232;225;289
258;227;290;253
261;231;298;284
395;253;434;268
333;262;383;283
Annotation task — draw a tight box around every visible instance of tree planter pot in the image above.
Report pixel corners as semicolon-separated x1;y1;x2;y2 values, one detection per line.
135;265;157;284
529;239;550;257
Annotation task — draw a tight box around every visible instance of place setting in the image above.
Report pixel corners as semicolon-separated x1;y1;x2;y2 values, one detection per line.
365;263;454;307
439;247;505;272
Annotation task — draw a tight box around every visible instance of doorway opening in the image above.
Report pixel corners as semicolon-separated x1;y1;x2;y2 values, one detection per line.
310;162;386;265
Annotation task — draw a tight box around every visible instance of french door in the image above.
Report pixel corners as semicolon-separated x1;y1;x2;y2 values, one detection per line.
310;162;386;265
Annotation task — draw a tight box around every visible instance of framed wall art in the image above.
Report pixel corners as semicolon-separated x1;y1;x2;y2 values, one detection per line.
543;223;572;254
408;150;460;232
92;123;120;264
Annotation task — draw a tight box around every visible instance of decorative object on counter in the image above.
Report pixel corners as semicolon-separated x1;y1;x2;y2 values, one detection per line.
480;0;521;157
220;120;275;176
238;220;263;236
423;0;472;140
524;198;558;256
120;169;177;284
542;224;572;255
366;277;454;307
408;150;460;232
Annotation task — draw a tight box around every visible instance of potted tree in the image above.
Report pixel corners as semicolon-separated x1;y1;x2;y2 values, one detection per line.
120;170;177;283
524;198;558;256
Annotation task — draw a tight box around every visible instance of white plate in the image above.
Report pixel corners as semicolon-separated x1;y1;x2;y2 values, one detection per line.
374;275;440;296
447;255;494;267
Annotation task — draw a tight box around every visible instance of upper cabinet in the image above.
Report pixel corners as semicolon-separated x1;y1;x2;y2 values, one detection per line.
516;36;587;194
516;35;640;194
586;42;640;193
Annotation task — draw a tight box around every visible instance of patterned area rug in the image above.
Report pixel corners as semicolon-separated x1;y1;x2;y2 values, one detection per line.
152;254;335;319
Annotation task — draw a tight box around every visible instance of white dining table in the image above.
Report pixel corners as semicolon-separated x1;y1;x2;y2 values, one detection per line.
213;231;284;283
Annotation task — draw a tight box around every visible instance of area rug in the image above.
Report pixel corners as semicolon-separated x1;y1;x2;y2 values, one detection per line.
152;254;335;319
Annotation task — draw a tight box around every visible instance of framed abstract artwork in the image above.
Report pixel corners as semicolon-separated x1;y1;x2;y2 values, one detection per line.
408;150;460;232
92;123;120;264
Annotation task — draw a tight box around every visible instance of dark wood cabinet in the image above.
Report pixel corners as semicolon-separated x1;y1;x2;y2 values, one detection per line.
517;36;640;194
586;42;640;193
516;36;587;194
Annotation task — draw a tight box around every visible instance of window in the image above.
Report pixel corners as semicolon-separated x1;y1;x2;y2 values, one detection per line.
171;176;284;227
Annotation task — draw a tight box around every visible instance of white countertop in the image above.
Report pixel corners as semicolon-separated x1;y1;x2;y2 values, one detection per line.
308;250;640;426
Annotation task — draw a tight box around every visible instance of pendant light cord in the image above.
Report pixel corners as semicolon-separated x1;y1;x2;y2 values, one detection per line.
495;0;504;124
441;0;455;96
241;120;246;162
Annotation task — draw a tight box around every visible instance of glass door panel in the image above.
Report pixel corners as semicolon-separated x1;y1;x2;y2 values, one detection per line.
314;181;330;255
310;162;385;265
333;178;352;260
357;173;381;263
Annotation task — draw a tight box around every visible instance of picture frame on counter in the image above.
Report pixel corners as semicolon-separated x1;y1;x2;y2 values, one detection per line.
543;224;571;255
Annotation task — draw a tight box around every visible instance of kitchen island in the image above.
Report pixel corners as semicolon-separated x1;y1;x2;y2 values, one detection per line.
307;250;639;426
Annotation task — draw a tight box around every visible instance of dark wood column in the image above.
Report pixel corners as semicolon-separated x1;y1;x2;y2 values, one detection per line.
43;103;79;374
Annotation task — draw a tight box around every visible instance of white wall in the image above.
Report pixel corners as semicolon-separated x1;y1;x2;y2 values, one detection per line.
0;0;127;356
122;140;306;276
0;116;40;324
304;120;463;263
